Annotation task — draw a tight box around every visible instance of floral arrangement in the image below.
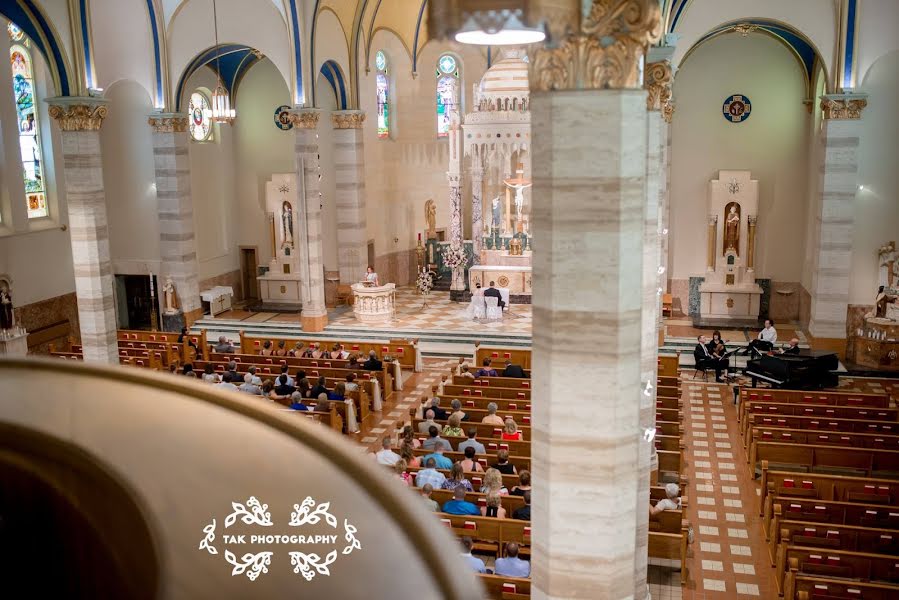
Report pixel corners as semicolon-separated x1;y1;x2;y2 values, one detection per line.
441;242;469;270
416;268;433;296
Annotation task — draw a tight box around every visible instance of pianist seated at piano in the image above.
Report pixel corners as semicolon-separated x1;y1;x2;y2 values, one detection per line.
778;338;801;354
745;319;777;356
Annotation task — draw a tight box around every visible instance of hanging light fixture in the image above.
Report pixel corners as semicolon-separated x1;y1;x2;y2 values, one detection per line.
210;0;235;124
428;1;579;47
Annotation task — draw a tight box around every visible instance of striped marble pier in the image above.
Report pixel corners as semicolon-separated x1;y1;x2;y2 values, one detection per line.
331;111;368;283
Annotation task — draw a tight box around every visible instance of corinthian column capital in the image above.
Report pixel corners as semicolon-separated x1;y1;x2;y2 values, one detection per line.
331;110;366;129
529;0;662;92
288;108;322;129
46;97;109;131
644;61;672;112
820;93;868;120
148;113;190;133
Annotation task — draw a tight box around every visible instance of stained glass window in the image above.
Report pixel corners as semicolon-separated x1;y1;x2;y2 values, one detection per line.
436;54;459;138
10;38;47;219
188;91;212;141
375;50;389;139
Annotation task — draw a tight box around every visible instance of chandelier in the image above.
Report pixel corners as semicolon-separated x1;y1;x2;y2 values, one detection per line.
211;0;235;124
428;1;577;46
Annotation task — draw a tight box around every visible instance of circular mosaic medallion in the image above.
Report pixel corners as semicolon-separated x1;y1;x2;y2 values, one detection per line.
274;105;293;130
723;95;752;123
497;275;510;288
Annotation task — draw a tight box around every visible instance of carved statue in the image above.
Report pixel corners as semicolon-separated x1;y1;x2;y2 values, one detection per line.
723;203;741;255
878;241;897;289
281;200;294;249
162;277;179;315
425;199;437;239
0;280;13;330
491;197;502;229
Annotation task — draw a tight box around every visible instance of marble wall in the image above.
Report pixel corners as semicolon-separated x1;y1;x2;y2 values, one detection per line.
374;249;417;288
799;285;812;330
14;292;80;354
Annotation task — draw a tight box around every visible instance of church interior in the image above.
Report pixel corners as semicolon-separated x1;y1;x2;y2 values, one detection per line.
1;0;899;598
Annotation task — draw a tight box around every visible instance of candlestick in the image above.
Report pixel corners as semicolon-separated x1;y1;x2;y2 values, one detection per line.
149;272;155;297
418;232;422;242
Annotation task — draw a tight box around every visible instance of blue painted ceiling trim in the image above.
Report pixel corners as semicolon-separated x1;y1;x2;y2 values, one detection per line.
144;0;164;108
669;0;690;33
411;0;427;73
843;0;857;88
78;0;93;88
352;0;372;107
320;59;347;110
2;0;71;95
175;44;262;111
287;0;304;103
309;0;322;106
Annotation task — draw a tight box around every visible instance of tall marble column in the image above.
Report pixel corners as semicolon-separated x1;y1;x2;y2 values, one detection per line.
290;109;328;331
529;2;660;597
331;110;368;283
47;98;118;364
638;59;670;583
148;113;201;327
809;94;867;339
470;166;484;265
447;172;464;292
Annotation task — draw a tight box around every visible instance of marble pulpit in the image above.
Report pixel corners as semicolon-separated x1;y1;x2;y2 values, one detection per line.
699;170;763;323
257;174;303;308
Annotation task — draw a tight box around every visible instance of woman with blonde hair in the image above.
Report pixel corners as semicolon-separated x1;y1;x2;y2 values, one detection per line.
479;467;508;495
440;462;473;492
400;443;420;469
393;459;412;487
481;491;506;519
502;417;522;441
442;413;464;438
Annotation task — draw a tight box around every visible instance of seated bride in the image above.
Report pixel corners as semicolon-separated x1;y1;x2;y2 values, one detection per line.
465;284;486;321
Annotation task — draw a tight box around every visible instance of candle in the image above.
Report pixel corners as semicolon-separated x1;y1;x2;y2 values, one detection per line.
418;232;422;242
149;272;155;298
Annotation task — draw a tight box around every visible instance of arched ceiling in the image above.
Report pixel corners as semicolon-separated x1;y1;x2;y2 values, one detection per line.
174;44;264;111
162;0;287;27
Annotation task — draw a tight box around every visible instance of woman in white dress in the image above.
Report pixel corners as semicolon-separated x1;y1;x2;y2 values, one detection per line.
365;266;380;286
465;283;486;321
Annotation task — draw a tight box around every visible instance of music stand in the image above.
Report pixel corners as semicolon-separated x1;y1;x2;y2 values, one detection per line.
721;349;740;382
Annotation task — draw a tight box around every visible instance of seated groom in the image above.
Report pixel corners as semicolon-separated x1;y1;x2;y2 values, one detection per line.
694;335;726;382
484;281;505;310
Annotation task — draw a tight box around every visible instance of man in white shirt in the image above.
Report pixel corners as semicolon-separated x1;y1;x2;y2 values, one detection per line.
650;483;682;517
375;436;401;466
216;372;239;392
747;319;777;356
460;537;487;573
238;372;262;395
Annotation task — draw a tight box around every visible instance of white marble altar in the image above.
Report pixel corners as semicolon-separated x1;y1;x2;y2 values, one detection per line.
258;173;303;307
200;286;233;316
469;265;530;297
699;170;763;321
0;329;28;356
352;283;396;324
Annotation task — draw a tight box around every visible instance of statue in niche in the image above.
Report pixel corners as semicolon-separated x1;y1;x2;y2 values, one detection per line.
0;280;13;330
281;200;294;249
723;203;741;255
162;277;179;315
425;199;437;239
878;241;897;290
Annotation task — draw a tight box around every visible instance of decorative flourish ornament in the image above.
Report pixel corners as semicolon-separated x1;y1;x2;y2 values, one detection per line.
645;61;672;112
529;0;662;92
48;102;109;131
732;23;760;37
148;114;189;133
821;95;868;120
331;111;366;129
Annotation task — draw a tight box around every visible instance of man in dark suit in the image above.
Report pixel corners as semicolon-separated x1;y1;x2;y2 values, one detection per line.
502;360;526;378
362;350;383;371
429;397;448;421
779;338;801;354
694;335;725;382
483;281;505;310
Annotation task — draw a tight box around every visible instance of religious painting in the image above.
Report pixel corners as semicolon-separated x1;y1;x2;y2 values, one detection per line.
281;200;294;249
376;51;390;139
436;54;459;138
723;202;741;256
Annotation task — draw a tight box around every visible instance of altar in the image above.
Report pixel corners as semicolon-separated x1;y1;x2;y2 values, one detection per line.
698;170;763;324
352;283;396;324
469;266;531;300
257;174;304;309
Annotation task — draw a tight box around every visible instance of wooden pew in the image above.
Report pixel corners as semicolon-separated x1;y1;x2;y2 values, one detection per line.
748;427;899;464
443;395;532;412
657;354;681;378
413;434;531;457
760;464;899;519
752;441;899;479
476;574;531;600
744;414;899;448
452;375;532;389
425;487;526;514
791;575;899;600
435;513;531;558
739;388;891;423
782;546;899;599
444;384;531;400
413;419;532;442
741;402;898;440
475;345;532;370
773;521;899;592
648;530;689;585
414;449;530;471
280;404;343;434
238;331;417;370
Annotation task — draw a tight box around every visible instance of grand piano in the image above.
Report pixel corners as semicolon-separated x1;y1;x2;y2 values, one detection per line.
744;350;839;390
